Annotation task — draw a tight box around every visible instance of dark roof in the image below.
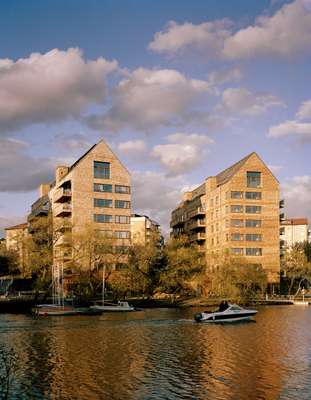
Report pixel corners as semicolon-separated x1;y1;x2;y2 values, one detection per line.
5;222;28;231
281;218;309;226
216;152;255;186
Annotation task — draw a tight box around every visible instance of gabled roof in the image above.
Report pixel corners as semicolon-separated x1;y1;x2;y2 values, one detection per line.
216;152;255;186
5;222;28;231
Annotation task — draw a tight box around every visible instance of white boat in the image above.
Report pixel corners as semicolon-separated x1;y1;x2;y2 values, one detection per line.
194;304;257;323
90;300;136;312
32;304;84;316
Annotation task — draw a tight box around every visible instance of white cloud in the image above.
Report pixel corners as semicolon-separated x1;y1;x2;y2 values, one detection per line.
149;1;311;60
151;133;213;176
0;48;117;132
0;138;55;192
281;175;311;223
268;121;311;139
208;67;243;86
268;164;283;174
132;170;187;236
148;19;232;57
54;133;92;151
84;68;213;132
296;100;311;120
117;140;147;155
222;87;285;116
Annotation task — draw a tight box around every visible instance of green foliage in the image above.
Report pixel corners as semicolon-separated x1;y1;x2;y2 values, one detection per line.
0;345;18;400
281;246;311;295
206;252;268;300
159;236;204;295
0;246;19;277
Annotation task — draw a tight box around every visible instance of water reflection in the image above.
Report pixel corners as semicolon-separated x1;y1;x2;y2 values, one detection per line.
1;306;311;399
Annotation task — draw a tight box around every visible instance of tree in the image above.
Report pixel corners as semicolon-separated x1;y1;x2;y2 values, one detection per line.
281;246;311;295
205;251;268;300
159;236;204;296
0;246;19;277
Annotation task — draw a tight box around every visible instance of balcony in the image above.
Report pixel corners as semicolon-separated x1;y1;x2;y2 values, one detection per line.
188;219;206;230
280;227;285;235
55;234;72;247
190;231;206;242
54;219;72;232
54;203;72;217
188;207;206;219
28;195;50;221
170;217;185;228
54;188;72;203
279;199;285;209
280;213;285;221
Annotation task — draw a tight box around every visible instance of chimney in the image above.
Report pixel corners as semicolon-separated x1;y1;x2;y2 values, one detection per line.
39;184;50;198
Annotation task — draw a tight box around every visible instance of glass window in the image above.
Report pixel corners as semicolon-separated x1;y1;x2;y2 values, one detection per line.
231;219;244;227
231;248;244;255
215;196;219;205
231;233;243;241
94;161;110;179
115;215;130;224
246;234;262;241
94;198;113;208
245;206;261;214
246;248;262;256
115;231;131;239
231;191;243;199
247;171;261;188
115;200;131;209
245;191;262;200
94;183;113;193
94;214;113;223
115;245;129;254
96;229;113;238
245;219;261;227
210;199;214;207
115;185;131;194
231;205;243;213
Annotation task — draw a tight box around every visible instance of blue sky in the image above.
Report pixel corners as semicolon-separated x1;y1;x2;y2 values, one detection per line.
0;0;310;235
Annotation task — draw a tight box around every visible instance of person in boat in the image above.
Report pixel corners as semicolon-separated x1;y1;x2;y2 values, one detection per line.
218;301;229;312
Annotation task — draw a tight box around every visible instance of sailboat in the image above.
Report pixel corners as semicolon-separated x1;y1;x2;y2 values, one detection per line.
90;265;136;312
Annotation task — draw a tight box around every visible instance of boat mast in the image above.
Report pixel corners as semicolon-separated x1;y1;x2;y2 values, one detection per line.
102;264;106;305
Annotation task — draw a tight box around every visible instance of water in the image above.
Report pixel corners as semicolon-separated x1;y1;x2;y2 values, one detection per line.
1;306;311;399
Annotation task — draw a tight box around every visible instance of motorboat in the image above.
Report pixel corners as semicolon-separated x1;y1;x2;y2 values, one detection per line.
32;304;102;316
194;303;257;323
90;300;136;312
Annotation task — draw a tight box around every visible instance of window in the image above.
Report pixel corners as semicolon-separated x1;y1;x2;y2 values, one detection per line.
246;248;262;256
215;209;219;218
115;231;131;239
231;248;244;255
231;205;243;213
245;206;261;214
210;199;214;207
115;200;131;209
94;161;110;179
231;233;243;241
94;198;113;208
211;225;214;233
94;214;113;223
231;191;243;199
115;215;130;224
115;185;131;194
96;229;113;238
247;171;261;188
246;234;262;241
115;246;130;254
231;219;244;227
94;183;112;193
245;219;261;228
216;222;219;231
215;196;219;205
245;191;262;200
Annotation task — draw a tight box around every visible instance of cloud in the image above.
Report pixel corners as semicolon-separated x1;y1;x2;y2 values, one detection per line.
268;121;311;139
221;87;285;116
208;67;243;86
148;19;232;57
149;1;311;60
281;175;311;223
54;133;93;151
117;140;147;155
296;100;311;120
268;164;283;174
84;68;213;132
0;48;117;132
132;170;187;236
151;133;213;176
0;138;55;192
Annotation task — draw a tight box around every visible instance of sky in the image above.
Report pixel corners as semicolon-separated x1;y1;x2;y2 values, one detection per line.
0;0;310;236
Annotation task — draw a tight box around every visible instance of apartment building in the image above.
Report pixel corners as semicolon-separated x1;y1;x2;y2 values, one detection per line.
280;218;310;252
131;214;161;245
5;222;28;274
170;152;280;285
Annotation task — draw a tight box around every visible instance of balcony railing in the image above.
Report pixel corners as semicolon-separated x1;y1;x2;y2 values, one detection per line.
54;219;72;232
280;213;285;221
279;199;285;209
54;188;72;203
188;219;206;230
54;203;72;217
170;217;185;228
188;207;206;219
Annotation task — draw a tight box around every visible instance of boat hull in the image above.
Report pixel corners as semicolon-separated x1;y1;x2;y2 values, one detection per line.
194;305;257;323
90;305;136;312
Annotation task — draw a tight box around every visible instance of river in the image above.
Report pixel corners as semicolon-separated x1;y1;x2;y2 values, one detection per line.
0;306;311;399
